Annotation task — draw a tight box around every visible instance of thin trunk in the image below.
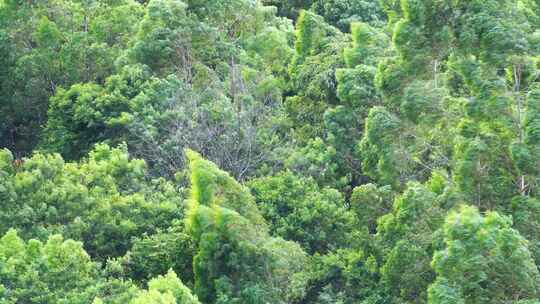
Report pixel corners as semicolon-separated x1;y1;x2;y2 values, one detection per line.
514;64;527;195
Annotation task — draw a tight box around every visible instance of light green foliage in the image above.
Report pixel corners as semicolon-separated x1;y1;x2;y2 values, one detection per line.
130;290;177;304
448;64;529;208
305;245;389;304
130;270;200;304
129;0;190;73
244;24;295;79
286;137;350;190
0;144;182;260
377;182;444;303
42;64;163;159
0;230;137;304
363;0;535;199
343;22;389;68
294;10;329;58
186;150;266;228
429;205;540;304
248;170;356;254
350;183;394;232
186;151;307;304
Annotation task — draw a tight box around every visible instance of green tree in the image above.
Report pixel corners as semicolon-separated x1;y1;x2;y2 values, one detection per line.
186;150;307;304
350;183;394;233
287;10;346;141
377;182;444;303
0;144;183;260
0;230;137;304
120;221;195;285
0;0;142;155
429;205;540;304
312;0;384;32
129;270;200;304
248;170;356;254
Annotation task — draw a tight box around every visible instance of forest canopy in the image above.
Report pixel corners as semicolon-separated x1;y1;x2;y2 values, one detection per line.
1;0;540;303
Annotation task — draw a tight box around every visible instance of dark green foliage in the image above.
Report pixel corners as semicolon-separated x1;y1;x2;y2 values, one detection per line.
311;0;385;32
0;0;142;155
41;0;293;180
287;11;346;141
248;171;356;254
359;106;404;185
120;221;196;285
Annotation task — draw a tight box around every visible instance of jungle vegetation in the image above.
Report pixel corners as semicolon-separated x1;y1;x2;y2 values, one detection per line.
1;0;540;303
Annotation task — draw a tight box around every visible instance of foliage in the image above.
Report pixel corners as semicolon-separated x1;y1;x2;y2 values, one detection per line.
0;144;183;260
2;0;540;303
429;205;540;303
248;170;356;254
0;0;142;154
120;221;196;285
0;230;138;304
129;270;200;304
186;151;307;304
377;182;444;303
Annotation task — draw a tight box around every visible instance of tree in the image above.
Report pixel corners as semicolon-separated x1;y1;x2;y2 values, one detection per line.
248;170;356;254
0;144;183;260
358;106;405;186
129;270;200;304
287;10;346;142
0;230;137;304
429;205;540;304
185;150;307;304
0;0;142;155
120;221;195;285
262;0;385;31
377;182;444;303
42;0;294;180
350;183;394;233
312;0;384;32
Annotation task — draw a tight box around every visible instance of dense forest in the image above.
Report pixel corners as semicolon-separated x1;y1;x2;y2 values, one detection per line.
1;0;540;303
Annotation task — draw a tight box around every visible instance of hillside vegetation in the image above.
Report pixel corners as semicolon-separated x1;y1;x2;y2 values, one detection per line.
1;0;540;303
